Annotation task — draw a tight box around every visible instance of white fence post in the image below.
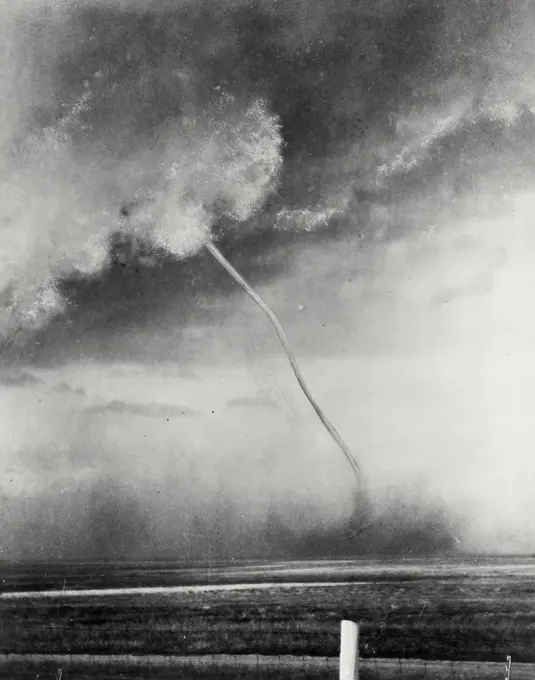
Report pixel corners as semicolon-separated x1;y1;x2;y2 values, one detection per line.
340;620;359;680
505;655;512;680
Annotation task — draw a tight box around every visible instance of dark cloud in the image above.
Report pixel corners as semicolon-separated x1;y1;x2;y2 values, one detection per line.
53;380;87;396
0;369;45;387
2;0;535;366
86;399;195;418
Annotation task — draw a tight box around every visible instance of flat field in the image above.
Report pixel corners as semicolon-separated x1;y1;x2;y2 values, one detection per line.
1;557;534;674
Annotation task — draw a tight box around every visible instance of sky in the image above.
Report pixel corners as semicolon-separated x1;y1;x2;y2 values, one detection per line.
2;0;535;559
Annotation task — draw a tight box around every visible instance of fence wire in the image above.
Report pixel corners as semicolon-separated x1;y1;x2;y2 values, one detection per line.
0;656;522;680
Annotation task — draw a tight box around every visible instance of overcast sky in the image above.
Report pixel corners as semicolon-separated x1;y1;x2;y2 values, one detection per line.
2;0;535;559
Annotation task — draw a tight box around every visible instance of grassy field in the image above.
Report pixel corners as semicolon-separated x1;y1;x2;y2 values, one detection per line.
1;557;534;667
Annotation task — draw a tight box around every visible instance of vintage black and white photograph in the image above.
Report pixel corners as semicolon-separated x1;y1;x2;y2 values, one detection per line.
1;1;534;679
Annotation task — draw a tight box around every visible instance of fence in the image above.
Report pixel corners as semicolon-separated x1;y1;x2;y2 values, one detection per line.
1;622;527;680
